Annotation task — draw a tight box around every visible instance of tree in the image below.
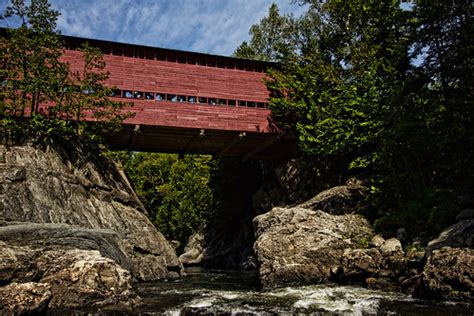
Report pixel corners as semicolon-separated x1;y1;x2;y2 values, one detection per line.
122;153;215;246
233;3;296;62
237;0;473;236
0;0;131;141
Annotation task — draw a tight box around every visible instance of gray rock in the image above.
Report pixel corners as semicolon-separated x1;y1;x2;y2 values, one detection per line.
179;232;205;266
41;249;141;310
0;242;141;311
253;206;373;289
0;282;52;315
0;223;132;272
380;238;404;256
426;220;474;255
370;235;385;248
0;141;182;281
421;247;473;301
299;184;366;215
457;209;474;221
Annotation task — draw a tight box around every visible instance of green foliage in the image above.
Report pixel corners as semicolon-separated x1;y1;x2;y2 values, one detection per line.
0;0;132;142
238;0;473;238
121;152;215;246
233;3;296;62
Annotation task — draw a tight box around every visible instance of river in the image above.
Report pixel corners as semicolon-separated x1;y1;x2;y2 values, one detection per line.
126;268;472;315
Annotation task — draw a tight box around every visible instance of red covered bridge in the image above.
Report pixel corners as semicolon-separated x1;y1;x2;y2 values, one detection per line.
61;35;296;159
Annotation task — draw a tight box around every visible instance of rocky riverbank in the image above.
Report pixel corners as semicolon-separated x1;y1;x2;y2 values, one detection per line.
252;183;473;301
0;139;183;314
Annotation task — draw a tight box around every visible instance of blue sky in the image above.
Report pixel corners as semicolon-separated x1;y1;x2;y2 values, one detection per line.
0;0;306;56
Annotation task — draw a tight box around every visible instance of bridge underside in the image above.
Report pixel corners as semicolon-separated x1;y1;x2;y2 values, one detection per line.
106;124;297;160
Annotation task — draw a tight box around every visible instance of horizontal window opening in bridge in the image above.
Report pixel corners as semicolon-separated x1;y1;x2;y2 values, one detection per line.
167;94;178;102
108;89;268;109
145;92;154;100
208;98;217;105
156;93;165;101
134;91;144;99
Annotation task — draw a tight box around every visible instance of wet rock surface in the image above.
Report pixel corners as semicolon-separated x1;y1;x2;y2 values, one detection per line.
253;206;373;289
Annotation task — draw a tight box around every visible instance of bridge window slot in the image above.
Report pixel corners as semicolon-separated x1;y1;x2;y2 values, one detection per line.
257;102;265;108
109;89;122;97
112;48;123;56
124;50;134;58
254;65;263;72
145;92;154;100
208;98;217;105
197;60;206;66
188;96;196;103
135;51;145;59
187;57;196;65
207;61;216;67
198;97;207;104
133;91;144;99
228;100;236;106
167;56;177;62
238;100;246;107
123;90;134;98
217;61;225;68
245;64;254;71
156;54;166;61
155;93;165;101
167;94;177;102
226;62;235;69
218;99;226;105
178;56;187;64
236;63;245;70
247;101;256;107
177;95;187;102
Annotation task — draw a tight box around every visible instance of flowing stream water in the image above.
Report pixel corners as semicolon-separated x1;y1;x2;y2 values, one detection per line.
126;268;472;316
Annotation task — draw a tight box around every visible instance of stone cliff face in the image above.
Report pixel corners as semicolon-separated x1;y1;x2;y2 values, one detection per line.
0;139;182;281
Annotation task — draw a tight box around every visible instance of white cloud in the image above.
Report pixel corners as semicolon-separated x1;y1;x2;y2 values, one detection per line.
1;0;305;56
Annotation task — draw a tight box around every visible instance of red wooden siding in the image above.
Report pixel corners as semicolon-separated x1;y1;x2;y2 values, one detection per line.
61;44;272;133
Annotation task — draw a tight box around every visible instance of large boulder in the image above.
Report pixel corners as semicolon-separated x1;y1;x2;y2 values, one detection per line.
179;232;205;266
0;141;182;281
299;184;366;215
253;206;373;289
0;241;141;312
426;219;473;255
420;247;473;301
